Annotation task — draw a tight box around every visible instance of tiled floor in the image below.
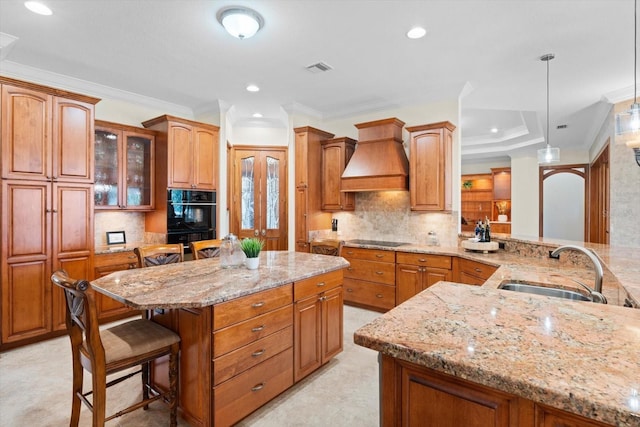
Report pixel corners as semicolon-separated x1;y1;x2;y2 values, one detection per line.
0;306;381;426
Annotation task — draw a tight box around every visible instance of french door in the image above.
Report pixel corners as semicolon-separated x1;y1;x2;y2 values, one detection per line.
230;146;287;250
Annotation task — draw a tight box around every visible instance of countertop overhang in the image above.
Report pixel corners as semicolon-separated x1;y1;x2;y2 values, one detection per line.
354;281;640;426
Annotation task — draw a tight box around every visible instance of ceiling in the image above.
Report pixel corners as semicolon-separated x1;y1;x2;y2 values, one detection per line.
0;0;634;161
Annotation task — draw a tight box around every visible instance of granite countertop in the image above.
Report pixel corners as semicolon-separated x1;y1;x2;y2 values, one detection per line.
90;251;349;310
354;281;640;426
342;239;640;307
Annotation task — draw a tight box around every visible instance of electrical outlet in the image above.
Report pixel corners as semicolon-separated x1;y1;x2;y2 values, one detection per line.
549;250;560;259
498;242;505;250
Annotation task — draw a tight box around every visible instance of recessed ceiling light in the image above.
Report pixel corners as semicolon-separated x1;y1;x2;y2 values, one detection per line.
24;1;52;15
217;6;264;39
406;27;426;39
490;127;499;133
246;84;260;92
253;113;263;118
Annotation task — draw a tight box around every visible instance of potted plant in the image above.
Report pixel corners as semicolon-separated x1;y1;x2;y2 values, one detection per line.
240;237;264;269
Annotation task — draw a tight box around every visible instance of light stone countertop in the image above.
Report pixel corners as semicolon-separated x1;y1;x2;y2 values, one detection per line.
353;281;640;426
90;251;349;309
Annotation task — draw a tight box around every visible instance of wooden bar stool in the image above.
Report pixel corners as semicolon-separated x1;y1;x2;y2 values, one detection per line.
134;243;184;267
51;270;180;427
189;239;223;260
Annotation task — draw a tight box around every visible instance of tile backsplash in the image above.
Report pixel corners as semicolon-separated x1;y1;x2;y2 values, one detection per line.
320;191;459;247
94;212;146;246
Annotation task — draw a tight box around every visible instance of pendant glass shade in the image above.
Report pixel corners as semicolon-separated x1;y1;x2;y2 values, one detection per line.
537;145;560;164
218;7;263;39
616;103;640;135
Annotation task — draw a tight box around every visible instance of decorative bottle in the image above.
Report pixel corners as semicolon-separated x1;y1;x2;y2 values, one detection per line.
484;216;491;242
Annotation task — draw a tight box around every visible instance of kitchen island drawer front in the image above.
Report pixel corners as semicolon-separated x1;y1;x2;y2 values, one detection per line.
294;269;343;301
213;284;293;331
458;259;497;281
94;251;138;271
396;252;452;269
213;325;292;386
213;305;293;358
344;278;395;311
214;347;293;427
344;258;396;285
342;247;395;263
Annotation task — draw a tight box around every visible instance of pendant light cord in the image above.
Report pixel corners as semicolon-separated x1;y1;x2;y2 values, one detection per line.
546;55;550;148
635;0;637;104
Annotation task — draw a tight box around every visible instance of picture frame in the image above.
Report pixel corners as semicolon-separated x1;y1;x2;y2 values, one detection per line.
106;231;126;245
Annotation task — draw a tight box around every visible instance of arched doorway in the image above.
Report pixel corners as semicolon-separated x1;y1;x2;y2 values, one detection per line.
539;164;588;240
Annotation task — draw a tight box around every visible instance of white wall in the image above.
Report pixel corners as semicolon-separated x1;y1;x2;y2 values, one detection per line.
510;155;539;237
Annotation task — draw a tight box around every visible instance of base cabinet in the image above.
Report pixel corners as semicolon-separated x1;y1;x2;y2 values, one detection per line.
93;251;138;320
396;252;452;305
456;258;498;286
342;247;395;311
380;354;612;427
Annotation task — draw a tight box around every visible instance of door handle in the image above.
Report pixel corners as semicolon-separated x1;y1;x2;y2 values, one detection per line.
254;229;259;236
261;229;266;236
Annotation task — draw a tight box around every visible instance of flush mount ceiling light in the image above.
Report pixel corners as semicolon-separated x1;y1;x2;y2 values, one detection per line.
246;84;260;92
252;113;263;118
615;0;640;167
217;6;264;39
537;53;560;164
490;127;499;134
406;26;427;39
24;1;52;15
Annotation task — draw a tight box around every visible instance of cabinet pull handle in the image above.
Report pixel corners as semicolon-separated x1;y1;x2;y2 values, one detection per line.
347;267;353;271
251;325;265;332
346;251;353;255
318;296;326;302
375;271;384;275
346;288;353;293
376;294;383;298
251;383;265;392
251;301;265;308
419;258;427;262
251;349;266;357
375;254;384;258
52;209;58;213
474;268;482;273
127;255;136;259
316;281;326;287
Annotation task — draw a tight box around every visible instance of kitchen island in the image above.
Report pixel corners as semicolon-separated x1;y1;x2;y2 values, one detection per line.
354;281;640;426
91;251;348;427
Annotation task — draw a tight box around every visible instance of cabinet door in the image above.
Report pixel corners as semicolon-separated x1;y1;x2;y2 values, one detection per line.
94;127;120;209
295;185;309;252
193;127;218;190
410;130;446;211
396;263;421;305
321;286;343;363
294;293;321;382
1;181;51;344
167;123;193;188
52;97;94;183
424;267;452;290
321;139;356;212
52;255;92;331
1;85;52;181
123;131;154;209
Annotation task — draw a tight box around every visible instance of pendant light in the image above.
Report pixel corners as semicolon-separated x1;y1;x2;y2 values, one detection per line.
537;53;560;164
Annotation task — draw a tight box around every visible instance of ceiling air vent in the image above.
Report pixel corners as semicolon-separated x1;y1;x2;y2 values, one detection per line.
557;124;568;129
306;62;333;73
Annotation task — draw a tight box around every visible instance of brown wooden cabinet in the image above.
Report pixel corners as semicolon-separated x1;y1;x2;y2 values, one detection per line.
461;173;493;232
321;137;356;211
396;252;452;305
293;270;343;381
0;78;97;349
406;121;455;211
491;167;511;234
294;126;335;252
93;251;138;320
94;120;155;211
342;247;396;311
142;115;219;190
456;258;498;286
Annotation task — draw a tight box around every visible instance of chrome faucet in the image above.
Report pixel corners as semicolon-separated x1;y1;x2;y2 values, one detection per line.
550;245;606;303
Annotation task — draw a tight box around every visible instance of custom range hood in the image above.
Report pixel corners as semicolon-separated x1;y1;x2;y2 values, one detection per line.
341;118;409;192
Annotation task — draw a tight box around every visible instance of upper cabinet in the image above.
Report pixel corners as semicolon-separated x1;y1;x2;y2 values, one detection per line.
142;115;219;190
94;120;155;211
406;121;456;211
294;126;334;252
321;137;356;211
1;82;95;183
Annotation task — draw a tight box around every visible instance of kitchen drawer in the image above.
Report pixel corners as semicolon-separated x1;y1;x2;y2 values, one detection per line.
458;258;497;281
213;305;293;358
344;258;396;285
214;347;293;427
294;270;343;301
213;284;293;331
342;247;395;263
94;251;138;271
213;325;292;386
344;278;395;311
396;252;452;270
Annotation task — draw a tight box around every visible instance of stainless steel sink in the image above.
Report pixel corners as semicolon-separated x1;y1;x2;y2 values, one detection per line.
498;281;592;302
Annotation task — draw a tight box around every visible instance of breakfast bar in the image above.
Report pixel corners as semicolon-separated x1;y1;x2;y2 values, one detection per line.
91;251;349;426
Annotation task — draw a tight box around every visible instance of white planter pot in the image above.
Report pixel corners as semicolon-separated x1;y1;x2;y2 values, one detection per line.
245;257;260;270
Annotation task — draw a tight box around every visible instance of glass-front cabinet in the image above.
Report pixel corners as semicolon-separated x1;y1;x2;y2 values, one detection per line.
95;120;155;210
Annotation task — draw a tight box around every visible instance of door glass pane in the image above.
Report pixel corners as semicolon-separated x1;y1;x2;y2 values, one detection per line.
241;157;255;230
126;135;152;206
266;156;279;230
94;130;119;207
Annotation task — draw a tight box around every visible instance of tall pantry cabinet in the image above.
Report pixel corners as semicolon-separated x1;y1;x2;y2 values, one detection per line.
0;77;98;349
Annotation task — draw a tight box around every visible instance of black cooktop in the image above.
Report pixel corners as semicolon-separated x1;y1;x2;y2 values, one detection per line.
347;239;408;247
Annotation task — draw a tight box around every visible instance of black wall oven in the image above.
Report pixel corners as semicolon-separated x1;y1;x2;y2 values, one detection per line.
167;190;216;253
